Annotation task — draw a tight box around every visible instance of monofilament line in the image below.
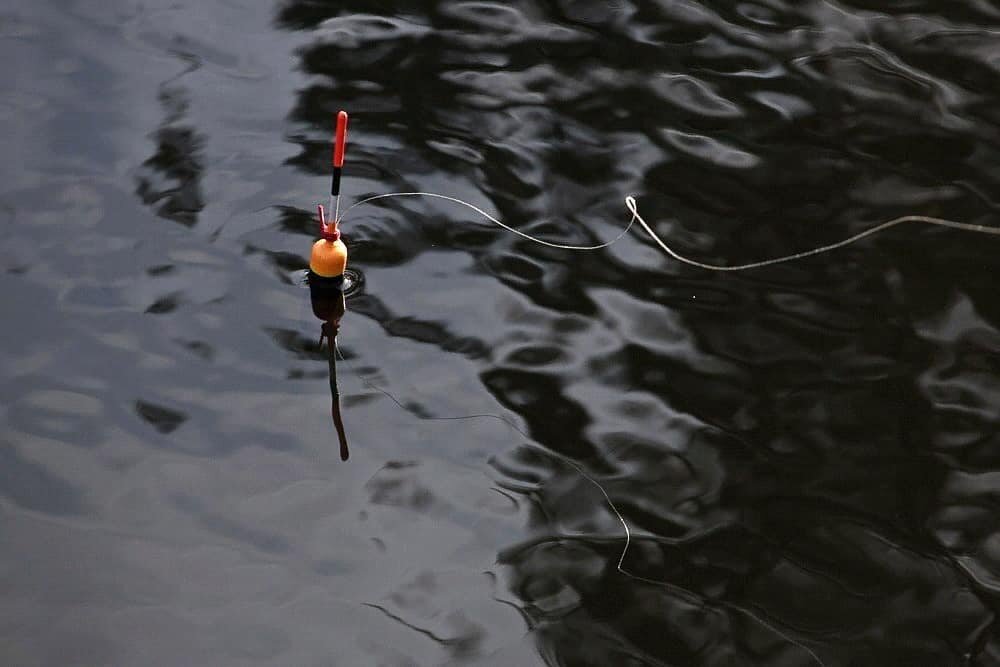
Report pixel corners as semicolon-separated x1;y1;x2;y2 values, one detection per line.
340;192;636;250
340;192;1000;269
624;196;1000;270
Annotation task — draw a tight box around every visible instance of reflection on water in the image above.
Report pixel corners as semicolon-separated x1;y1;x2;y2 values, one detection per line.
2;0;1000;664
311;275;349;461
135;77;206;227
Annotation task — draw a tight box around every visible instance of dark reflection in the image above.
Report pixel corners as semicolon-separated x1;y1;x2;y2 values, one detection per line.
135;400;188;434
350;293;489;357
144;292;182;315
311;276;349;461
135;82;206;226
272;0;1000;664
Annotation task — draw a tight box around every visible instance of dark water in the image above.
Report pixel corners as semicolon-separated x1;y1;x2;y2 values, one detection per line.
3;1;1000;665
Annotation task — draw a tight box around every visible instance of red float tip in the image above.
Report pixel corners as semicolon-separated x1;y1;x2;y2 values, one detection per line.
333;110;348;168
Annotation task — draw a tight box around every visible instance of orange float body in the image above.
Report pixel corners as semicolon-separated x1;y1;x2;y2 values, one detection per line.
309;234;347;279
309;225;348;322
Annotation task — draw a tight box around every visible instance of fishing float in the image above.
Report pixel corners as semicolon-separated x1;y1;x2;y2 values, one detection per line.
309;110;350;461
310;110;349;288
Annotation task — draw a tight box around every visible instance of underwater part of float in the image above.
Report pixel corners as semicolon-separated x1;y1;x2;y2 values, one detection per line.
310;269;346;324
318;313;349;462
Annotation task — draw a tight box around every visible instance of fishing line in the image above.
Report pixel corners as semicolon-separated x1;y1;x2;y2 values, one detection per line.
334;340;828;666
625;196;1000;270
340;192;636;250
339;192;1000;269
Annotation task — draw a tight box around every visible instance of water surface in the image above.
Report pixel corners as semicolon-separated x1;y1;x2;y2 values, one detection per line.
3;1;1000;664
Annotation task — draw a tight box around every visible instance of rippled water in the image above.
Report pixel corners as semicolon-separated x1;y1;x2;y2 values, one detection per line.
4;1;1000;665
